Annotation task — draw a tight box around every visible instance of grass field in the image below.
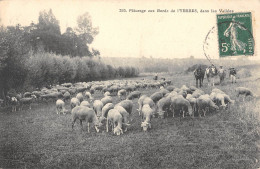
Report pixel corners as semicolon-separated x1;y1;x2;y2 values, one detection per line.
0;71;260;169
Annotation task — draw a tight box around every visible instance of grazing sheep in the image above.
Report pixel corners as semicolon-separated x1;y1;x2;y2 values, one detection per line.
166;86;175;92
150;92;163;104
212;88;226;94
101;96;113;105
70;97;80;109
117;89;127;100
85;91;94;102
196;95;219;117
100;103;114;123
114;105;130;132
137;95;148;115
19;95;37;110
76;93;84;103
93;100;104;118
107;109;123;135
63;91;71;102
56;99;66;115
140;104;153;132
126;91;141;100
191;89;205;98
104;91;111;97
71;106;102;133
186;94;197;115
80;101;91;108
157;96;172;118
115;100;134;120
159;89;170;96
170;95;192;118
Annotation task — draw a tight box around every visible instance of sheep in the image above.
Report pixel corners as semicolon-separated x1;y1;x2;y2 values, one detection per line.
186;94;197;115
19;95;37;110
40;92;63;102
212;88;226;94
101;96;113;105
137;95;148;115
106;109;123;135
159;89;170;96
126;91;141;100
104;91;111;97
56;99;66;115
76;92;84;103
166;85;175;92
71;106;102;133
156;96;172;118
196;95;219;117
191;89;205;98
210;92;234;109
235;87;257;101
85;91;94;102
117;89;127;100
170;95;192;118
63;91;71;102
100;103;114;123
114;105;130;132
150;92;163;104
80;101;91;108
70;97;80;109
140;104;153;132
93;100;104;118
10;97;18;112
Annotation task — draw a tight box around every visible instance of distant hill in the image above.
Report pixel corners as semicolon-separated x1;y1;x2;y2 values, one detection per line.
101;57;260;73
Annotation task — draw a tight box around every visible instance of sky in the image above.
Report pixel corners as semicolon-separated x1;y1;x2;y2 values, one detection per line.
0;0;259;59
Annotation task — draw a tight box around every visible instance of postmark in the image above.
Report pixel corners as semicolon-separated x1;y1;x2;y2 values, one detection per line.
217;12;254;57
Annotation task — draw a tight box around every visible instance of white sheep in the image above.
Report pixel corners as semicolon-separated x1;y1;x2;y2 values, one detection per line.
106;109;123;135
70;97;80;109
93;100;104;118
56;99;66;115
140;104;153;132
76;92;84;103
71;106;102;133
114;105;130;132
80;101;91;108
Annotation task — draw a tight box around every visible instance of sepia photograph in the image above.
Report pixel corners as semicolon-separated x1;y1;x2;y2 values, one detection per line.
0;0;260;168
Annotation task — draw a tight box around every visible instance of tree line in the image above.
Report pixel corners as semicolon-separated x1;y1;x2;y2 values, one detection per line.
0;9;139;99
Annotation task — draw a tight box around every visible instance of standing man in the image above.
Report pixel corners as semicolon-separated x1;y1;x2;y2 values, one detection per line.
229;67;237;83
218;66;225;85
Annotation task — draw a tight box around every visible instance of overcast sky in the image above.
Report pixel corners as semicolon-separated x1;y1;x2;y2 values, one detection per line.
0;0;259;59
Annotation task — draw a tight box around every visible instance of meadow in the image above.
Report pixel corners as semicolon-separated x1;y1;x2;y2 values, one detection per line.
0;69;260;169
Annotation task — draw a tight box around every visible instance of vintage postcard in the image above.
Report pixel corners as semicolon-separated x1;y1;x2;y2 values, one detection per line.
0;0;259;168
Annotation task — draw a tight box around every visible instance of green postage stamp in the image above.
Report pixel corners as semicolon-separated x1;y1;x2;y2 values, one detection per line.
217;12;254;57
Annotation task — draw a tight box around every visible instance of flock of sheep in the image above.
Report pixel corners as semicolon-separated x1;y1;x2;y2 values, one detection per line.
4;78;257;136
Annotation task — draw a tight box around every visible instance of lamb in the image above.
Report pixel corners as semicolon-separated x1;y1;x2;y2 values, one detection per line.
117;89;127;100
56;99;66;115
19;95;37;110
126;91;141;100
101;96;113;105
170;95;192;118
70;97;80;109
196;95;219;117
106;109;123;135
76;92;84;103
71;106;102;133
140;104;153;132
80;101;91;108
93;100;104;118
114;105;130;132
156;96;172;118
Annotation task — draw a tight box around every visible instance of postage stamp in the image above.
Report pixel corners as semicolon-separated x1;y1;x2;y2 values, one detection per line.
217;12;254;57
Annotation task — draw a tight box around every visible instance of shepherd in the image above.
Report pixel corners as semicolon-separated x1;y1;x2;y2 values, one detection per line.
205;64;218;86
